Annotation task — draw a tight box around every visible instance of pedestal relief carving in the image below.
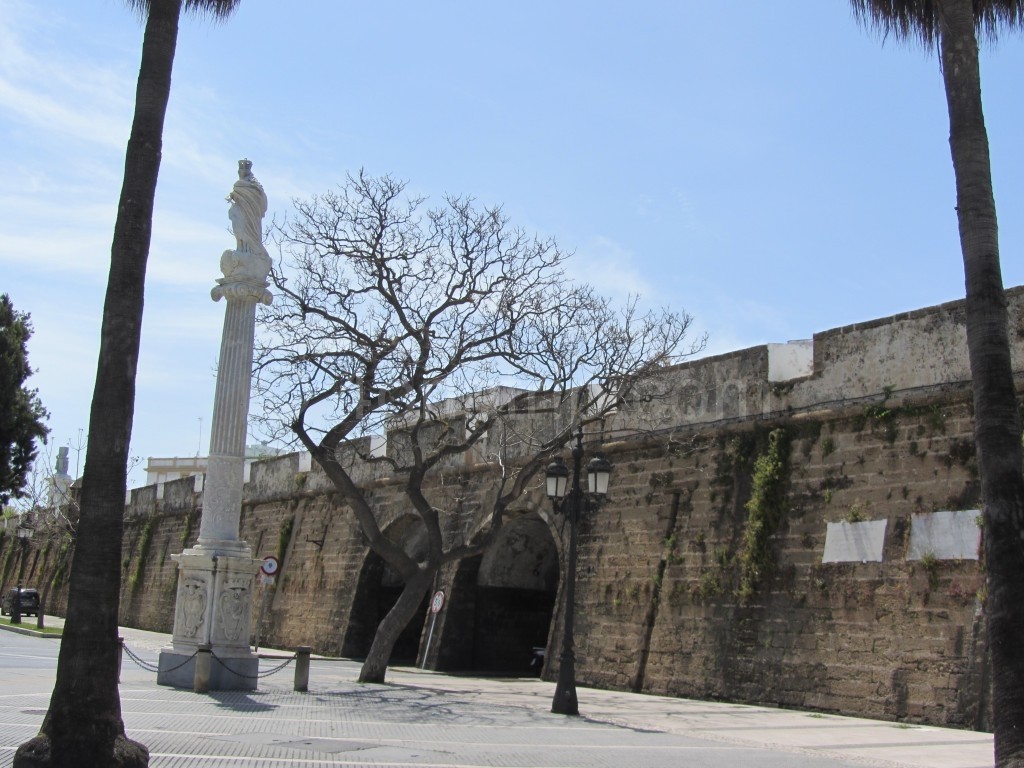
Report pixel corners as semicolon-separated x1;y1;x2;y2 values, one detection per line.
179;577;208;639
217;577;251;643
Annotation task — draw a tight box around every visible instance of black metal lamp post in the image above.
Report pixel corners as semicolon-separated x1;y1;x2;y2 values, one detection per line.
545;426;612;715
11;523;31;625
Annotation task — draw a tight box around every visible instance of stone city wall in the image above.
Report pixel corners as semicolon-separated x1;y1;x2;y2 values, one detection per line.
7;287;1024;730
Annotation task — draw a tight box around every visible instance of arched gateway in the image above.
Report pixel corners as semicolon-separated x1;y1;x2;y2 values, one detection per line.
435;513;559;676
341;517;430;664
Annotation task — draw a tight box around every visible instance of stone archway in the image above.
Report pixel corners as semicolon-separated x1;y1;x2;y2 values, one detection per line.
341;516;430;665
437;513;558;676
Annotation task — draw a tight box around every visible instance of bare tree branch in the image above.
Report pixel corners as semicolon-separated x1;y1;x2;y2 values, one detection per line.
252;171;702;682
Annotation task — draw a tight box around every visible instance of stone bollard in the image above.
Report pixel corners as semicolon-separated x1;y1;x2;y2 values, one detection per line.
194;644;212;694
294;646;311;692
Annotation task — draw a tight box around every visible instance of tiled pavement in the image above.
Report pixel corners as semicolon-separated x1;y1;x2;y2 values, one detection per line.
0;619;993;768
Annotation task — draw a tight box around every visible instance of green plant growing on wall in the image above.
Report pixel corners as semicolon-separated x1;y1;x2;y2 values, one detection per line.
925;405;946;435
180;508;198;547
0;537;15;584
277;515;295;565
693;569;724;601
664;533;685;565
649;471;673;489
714;545;731;569
860;387;899;444
919;550;940;591
845;502;866;523
128;519;154;595
737;428;791;603
50;538;70;590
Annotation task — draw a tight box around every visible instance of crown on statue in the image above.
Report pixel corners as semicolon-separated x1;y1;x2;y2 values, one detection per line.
239;158;253;173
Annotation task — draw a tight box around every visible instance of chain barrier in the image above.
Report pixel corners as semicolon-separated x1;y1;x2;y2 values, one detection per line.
120;642;297;681
122;643;196;674
211;649;295;680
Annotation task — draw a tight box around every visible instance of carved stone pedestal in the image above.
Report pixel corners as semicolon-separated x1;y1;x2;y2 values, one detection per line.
157;548;258;690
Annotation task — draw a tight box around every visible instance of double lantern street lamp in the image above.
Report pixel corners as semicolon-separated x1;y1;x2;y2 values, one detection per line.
11;523;33;625
545;426;612;716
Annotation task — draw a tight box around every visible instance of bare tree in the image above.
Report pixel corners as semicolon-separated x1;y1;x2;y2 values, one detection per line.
254;172;701;683
7;447;79;624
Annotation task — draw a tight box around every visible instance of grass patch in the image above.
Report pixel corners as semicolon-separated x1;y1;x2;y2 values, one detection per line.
0;616;63;635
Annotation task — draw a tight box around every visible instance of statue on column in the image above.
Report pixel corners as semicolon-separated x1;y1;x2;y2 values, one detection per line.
160;159;269;691
219;158;272;287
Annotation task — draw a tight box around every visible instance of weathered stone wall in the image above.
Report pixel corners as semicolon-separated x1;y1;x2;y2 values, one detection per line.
8;287;1022;731
571;393;986;729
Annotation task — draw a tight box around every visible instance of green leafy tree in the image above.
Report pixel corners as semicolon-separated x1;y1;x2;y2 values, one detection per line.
0;294;49;505
851;1;1024;764
14;2;240;767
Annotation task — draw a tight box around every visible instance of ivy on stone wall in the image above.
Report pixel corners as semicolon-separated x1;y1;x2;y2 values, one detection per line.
277;515;294;565
737;427;791;603
50;538;70;590
129;519;154;595
180;508;198;547
0;534;14;584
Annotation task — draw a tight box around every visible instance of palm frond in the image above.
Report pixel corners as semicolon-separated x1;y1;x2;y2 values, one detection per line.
850;0;1024;44
123;0;242;22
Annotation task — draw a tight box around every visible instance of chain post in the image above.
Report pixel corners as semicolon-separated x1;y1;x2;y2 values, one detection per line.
194;643;212;693
294;646;311;692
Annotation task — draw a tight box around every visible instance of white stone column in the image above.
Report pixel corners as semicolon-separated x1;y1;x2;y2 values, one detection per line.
198;280;269;549
159;160;272;691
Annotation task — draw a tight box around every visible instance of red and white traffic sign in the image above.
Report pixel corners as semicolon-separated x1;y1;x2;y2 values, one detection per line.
261;556;280;577
430;590;445;614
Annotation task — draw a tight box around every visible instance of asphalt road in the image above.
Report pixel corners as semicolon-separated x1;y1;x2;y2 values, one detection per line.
0;622;993;768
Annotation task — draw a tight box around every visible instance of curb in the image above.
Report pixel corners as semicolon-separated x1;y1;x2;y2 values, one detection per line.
0;623;62;639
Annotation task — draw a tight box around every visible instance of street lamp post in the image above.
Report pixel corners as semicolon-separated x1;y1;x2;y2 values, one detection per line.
545;426;612;716
11;524;31;625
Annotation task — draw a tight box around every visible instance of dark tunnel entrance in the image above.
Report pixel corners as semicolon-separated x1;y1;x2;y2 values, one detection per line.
342;517;430;665
437;513;559;676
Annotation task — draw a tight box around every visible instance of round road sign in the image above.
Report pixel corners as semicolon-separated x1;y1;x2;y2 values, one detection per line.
430;590;445;614
261;556;280;576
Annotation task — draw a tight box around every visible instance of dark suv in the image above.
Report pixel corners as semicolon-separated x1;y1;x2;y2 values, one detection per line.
1;588;40;617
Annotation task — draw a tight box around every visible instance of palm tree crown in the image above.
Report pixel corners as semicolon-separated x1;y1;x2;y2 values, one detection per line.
125;0;241;21
850;0;1023;42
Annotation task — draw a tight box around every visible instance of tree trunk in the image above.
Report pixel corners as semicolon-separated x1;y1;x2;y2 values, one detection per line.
14;2;183;766
937;2;1024;765
357;567;434;684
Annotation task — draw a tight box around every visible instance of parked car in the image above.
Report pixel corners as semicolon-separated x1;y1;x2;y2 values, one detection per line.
1;587;40;617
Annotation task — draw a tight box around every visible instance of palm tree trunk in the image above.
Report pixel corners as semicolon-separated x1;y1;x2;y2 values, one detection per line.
358;567;434;683
14;2;184;766
938;1;1024;765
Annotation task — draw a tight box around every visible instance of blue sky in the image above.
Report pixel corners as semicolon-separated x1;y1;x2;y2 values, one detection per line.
2;0;1023;489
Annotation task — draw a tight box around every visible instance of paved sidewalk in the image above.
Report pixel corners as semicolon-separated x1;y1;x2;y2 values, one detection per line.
0;617;994;768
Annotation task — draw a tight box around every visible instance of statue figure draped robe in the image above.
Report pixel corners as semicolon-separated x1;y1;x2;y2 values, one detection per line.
219;158;272;286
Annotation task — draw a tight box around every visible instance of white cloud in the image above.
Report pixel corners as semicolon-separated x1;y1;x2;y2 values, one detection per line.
568;235;659;304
